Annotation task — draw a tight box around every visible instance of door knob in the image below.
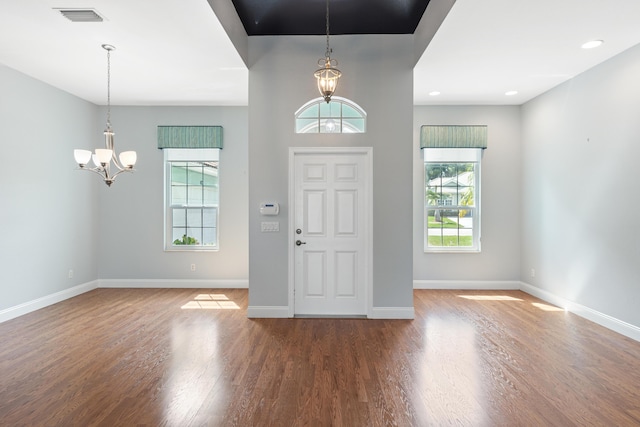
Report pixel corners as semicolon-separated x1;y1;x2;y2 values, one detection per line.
295;240;306;246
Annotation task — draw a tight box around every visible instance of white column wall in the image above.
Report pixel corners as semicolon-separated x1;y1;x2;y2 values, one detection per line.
247;35;415;314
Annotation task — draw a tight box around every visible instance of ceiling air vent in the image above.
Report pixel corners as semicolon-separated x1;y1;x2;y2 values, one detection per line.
56;9;104;22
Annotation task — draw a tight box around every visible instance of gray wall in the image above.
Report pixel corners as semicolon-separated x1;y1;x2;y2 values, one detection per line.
413;106;522;282
521;43;640;327
96;106;249;281
247;35;415;311
0;64;98;310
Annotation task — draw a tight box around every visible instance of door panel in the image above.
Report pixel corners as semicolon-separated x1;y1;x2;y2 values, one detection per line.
304;251;326;297
293;152;368;315
303;163;326;181
335;190;357;235
335;251;357;297
335;163;358;181
304;190;326;235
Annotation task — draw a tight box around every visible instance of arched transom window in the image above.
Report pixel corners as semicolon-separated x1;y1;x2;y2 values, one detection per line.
295;96;367;134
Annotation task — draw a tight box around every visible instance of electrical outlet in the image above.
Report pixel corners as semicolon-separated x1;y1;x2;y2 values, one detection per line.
191;263;196;272
530;268;536;278
68;269;74;279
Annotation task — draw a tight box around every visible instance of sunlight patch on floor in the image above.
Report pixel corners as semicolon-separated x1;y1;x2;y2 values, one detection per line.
457;295;523;301
531;302;564;312
181;294;240;310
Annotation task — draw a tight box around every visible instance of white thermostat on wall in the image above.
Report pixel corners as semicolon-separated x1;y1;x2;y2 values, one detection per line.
259;202;279;215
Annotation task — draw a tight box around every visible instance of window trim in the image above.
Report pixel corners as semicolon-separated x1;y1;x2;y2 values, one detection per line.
164;148;220;252
423;148;482;253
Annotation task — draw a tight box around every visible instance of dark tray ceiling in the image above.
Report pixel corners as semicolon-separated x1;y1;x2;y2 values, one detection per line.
231;0;431;36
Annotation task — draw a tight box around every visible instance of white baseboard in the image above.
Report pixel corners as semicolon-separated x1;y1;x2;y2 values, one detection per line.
247;306;290;318
0;281;98;324
414;280;521;290
246;305;415;320
369;306;415;319
520;282;640;342
98;279;249;289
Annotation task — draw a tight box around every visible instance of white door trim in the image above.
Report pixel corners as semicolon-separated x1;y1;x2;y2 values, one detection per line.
288;147;373;317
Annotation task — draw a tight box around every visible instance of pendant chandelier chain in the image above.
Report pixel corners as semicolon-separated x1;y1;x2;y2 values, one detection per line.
106;47;111;128
325;0;331;58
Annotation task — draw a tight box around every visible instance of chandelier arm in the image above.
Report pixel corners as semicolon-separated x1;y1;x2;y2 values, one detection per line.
110;152;126;171
81;164;132;183
110;167;134;181
80;167;103;175
82;166;110;179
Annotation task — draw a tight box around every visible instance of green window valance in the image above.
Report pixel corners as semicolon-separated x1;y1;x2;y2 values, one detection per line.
157;126;223;149
420;125;487;149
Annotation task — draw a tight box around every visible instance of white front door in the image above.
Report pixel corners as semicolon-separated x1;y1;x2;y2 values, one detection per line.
290;148;371;316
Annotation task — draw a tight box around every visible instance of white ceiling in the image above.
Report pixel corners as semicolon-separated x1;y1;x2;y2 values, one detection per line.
1;0;640;106
415;0;640;105
0;0;248;106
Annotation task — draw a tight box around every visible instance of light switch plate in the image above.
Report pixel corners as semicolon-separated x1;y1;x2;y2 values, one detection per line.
261;221;280;232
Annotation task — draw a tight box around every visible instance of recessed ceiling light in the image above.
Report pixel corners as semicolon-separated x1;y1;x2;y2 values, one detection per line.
429;91;441;96
505;90;518;96
581;40;604;49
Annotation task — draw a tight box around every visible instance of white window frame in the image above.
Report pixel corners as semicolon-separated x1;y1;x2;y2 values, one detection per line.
423;148;481;253
164;148;220;251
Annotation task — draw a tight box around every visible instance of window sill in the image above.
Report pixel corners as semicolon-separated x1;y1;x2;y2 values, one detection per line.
165;247;219;252
424;249;481;254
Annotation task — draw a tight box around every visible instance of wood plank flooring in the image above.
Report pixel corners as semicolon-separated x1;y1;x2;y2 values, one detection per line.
1;289;639;426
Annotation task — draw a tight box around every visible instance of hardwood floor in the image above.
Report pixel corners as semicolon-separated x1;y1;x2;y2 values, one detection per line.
1;289;639;426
